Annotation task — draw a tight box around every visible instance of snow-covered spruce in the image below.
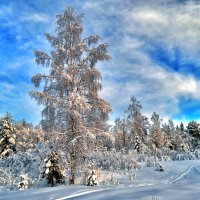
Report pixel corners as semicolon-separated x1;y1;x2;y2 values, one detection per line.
84;162;99;186
86;170;98;186
155;163;164;172
42;152;65;187
0;114;16;159
18;174;28;190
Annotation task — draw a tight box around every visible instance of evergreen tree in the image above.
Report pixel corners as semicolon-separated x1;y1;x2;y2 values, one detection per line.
85;162;98;186
31;8;111;184
150;112;165;149
187;121;200;138
164;119;177;149
42;152;65;187
180;122;184;133
125;96;148;147
0;113;16;158
113;118;128;151
187;121;200;149
168;119;176;135
18;175;29;190
161;122;170;135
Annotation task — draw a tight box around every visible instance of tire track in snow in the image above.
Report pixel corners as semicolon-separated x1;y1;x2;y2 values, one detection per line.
55;188;110;200
55;183;156;200
169;167;193;184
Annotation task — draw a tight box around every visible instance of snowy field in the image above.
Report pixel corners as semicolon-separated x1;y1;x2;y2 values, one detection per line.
1;160;200;200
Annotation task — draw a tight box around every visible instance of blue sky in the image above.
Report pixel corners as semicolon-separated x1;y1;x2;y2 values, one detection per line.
1;0;200;125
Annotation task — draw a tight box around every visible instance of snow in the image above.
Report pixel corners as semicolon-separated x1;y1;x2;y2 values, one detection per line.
1;160;200;200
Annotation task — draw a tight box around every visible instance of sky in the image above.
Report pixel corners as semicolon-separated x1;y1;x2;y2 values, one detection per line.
1;0;200;125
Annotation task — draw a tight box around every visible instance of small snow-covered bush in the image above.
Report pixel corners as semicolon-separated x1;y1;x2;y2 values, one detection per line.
194;149;200;159
146;157;155;167
129;172;136;180
175;153;185;161
109;172;119;185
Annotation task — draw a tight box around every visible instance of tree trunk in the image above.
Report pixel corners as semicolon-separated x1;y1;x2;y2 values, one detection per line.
123;127;126;148
70;149;76;184
70;118;76;184
154;147;157;167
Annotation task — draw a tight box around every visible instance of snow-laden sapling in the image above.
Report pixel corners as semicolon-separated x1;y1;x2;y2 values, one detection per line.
85;162;99;186
86;170;98;186
42;152;65;187
146;157;155;167
18;175;28;190
129;172;136;180
108;171;119;185
0;114;16;158
155;163;164;172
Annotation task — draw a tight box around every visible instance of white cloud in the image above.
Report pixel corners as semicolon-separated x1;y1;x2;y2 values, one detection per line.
84;0;200;122
20;13;50;23
131;9;169;25
125;2;200;59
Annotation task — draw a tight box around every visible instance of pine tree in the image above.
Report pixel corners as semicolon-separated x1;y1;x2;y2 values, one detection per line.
31;8;111;184
0;113;16;158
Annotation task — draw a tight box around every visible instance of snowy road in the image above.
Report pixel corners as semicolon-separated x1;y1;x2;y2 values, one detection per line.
56;183;200;200
1;160;200;200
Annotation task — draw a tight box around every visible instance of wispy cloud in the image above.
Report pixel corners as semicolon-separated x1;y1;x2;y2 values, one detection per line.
20;13;50;23
82;0;200;122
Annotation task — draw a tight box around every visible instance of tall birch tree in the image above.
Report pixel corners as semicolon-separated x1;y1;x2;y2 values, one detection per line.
31;8;111;184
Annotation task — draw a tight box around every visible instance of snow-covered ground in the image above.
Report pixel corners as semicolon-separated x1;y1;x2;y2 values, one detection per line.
1;160;200;200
